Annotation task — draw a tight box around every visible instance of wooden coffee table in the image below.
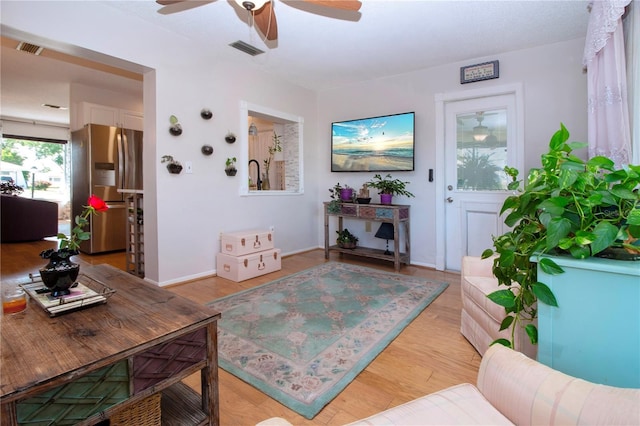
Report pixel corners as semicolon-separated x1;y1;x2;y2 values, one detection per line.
0;264;221;425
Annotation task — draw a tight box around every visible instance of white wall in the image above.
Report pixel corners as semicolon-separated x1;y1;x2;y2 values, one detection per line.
316;38;587;268
2;1;320;285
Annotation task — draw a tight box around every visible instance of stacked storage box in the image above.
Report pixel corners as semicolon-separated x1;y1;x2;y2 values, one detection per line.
216;229;282;282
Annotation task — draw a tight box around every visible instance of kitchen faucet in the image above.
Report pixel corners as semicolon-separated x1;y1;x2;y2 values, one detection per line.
248;159;262;190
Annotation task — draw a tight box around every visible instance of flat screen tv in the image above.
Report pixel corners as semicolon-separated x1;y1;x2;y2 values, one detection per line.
331;111;415;172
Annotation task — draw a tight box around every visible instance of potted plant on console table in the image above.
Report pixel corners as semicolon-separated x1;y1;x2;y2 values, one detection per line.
481;123;640;387
327;182;345;214
366;173;415;204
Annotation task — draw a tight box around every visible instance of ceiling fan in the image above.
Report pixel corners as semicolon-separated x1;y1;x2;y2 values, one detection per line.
156;0;362;42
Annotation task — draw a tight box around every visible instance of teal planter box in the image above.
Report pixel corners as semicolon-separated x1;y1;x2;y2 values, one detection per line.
534;255;640;388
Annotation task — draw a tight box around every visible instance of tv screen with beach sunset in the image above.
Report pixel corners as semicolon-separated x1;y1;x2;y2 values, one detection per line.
331;112;415;172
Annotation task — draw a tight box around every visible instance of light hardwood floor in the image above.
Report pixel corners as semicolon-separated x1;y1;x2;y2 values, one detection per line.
1;239;481;425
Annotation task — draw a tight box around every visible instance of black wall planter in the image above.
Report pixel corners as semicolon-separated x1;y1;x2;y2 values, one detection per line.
167;164;183;174
201;109;213;120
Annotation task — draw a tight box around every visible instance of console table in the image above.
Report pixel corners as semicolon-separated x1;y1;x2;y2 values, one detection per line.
324;202;410;271
0;264;221;425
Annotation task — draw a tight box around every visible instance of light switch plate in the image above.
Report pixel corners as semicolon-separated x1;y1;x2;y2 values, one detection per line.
185;161;193;174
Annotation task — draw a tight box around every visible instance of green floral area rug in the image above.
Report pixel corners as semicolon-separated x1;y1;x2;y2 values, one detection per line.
207;262;448;419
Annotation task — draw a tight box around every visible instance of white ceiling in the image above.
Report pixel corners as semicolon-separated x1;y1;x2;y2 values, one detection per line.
0;0;590;128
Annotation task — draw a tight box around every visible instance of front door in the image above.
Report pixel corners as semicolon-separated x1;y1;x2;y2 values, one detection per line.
436;85;523;271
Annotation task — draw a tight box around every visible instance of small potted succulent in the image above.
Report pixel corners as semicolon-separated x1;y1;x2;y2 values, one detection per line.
161;155;183;174
366;173;415;204
225;157;237;176
169;115;182;136
336;228;359;249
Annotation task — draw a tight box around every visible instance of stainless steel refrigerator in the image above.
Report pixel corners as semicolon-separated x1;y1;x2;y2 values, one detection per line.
71;124;143;254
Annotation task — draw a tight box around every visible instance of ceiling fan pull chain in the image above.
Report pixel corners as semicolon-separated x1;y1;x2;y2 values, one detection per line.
264;1;273;44
248;9;256;46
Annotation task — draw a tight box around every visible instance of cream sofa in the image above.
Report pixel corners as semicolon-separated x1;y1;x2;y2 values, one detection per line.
460;255;537;358
257;344;640;425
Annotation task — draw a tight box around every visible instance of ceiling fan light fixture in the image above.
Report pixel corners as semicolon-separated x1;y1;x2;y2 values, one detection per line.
472;113;489;142
234;0;268;11
473;125;489;142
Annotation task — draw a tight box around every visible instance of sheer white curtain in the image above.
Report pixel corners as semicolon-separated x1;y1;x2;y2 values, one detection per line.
583;0;632;166
624;0;639;164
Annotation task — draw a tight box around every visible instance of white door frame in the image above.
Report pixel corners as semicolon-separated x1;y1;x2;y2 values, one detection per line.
434;83;524;271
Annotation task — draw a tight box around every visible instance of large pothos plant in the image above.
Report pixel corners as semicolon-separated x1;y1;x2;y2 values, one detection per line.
482;123;640;349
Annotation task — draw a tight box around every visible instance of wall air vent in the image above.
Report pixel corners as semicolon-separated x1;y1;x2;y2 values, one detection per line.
16;42;44;56
229;40;264;56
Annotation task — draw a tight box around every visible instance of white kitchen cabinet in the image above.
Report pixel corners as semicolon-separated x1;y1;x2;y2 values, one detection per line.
80;102;143;131
120;109;144;131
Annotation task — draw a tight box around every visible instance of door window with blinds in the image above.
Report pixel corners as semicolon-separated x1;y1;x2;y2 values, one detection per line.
455;109;508;191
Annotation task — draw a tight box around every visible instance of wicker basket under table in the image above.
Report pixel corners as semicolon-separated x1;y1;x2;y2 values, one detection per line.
110;393;161;426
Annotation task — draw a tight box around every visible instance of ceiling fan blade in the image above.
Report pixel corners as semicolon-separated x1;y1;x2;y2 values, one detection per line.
302;0;361;11
253;1;278;41
156;0;213;15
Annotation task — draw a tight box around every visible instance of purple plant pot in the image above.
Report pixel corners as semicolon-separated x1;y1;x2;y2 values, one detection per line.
340;188;354;201
380;193;393;204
